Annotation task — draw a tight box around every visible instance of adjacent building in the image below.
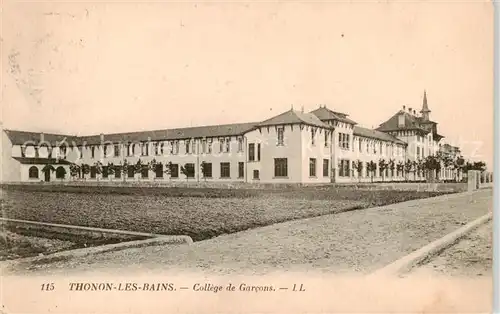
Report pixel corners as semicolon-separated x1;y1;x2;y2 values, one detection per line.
0;92;461;184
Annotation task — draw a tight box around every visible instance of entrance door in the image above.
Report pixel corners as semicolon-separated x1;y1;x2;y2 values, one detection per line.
44;170;50;182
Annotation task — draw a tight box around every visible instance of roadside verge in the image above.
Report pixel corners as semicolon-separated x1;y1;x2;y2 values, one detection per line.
370;212;493;277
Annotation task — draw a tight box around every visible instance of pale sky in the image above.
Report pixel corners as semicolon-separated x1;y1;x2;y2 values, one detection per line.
1;1;494;167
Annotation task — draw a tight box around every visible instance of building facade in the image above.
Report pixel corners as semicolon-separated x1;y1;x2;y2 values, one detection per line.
0;92;461;184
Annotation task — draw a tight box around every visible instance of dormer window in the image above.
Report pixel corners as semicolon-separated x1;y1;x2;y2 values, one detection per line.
398;114;405;127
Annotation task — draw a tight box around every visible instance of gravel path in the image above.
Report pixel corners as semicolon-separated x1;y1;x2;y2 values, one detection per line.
5;189;492;276
410;219;493;277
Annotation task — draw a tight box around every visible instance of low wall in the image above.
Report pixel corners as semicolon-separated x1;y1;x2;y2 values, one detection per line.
1;180;326;191
336;182;467;192
0;218;192;245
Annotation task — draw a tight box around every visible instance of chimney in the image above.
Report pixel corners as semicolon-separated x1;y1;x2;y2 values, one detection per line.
403;105;406;111
408;107;412;114
413;109;416;115
100;133;104;143
40;132;44;142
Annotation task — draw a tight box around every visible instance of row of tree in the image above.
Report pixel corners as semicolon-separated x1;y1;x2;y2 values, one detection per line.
68;159;214;181
352;153;487;183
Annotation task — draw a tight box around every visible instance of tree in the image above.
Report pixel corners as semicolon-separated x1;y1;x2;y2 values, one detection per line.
69;164;80;180
94;161;103;181
180;163;194;181
396;161;404;180
200;161;209;181
453;155;465;182
378;159;388;182
404;159;413;182
149;158;158;178
134;159;144;180
107;162;115;181
367;161;377;183
81;164;91;180
164;161;173;181
121;159;129;182
388;159;396;180
353;160;363;182
415;159;423;181
423;155;440;182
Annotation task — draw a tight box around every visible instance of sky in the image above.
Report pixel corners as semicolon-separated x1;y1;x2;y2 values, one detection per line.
1;1;494;167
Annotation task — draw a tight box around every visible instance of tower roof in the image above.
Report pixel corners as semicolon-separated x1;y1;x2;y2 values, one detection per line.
421;90;431;113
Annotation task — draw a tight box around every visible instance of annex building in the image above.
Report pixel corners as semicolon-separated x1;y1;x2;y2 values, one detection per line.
1;92;461;184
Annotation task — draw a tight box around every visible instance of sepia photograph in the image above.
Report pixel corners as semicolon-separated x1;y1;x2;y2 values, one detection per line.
0;1;495;313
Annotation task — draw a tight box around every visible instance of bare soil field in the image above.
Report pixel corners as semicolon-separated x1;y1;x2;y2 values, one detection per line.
0;186;452;241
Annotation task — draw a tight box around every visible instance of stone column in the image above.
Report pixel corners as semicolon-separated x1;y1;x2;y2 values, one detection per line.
468;170;478;192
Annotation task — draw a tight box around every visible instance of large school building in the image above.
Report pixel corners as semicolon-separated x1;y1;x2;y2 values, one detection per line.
1;92;460;184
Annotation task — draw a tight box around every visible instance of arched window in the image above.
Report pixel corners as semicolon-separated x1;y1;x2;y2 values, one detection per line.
29;166;39;179
56;166;66;179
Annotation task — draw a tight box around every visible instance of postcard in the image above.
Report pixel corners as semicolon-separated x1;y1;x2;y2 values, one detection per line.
0;1;494;313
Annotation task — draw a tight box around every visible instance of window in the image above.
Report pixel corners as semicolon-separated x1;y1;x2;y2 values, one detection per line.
102;166;108;178
379;143;383;154
238;137;243;152
274;158;288;177
220;162;230;178
338;133;350;149
114;144;120;157
159;143;164;155
238;162;244;178
249;143;255;161
257;143;261;161
126;143;131;156
91;146;95;159
186;140;191;154
56;166;65;179
59;146;67;158
202;139;207;153
153;142;159;155
103;145;108;158
277;127;284;146
202;163;212;178
417;146;421;157
346;134;350;149
155;164;164;178
128;167;135;178
142;143;149;156
141;165;149;178
311;129;315;145
219;138;224;153
398;114;405;127
170;164;179;178
28;166;38;179
185;163;195;178
225;138;230;153
253;170;260;179
359;139;362;152
192;140;196;154
114;166;121;178
207;139;212;153
131;144;136;156
324;131;329;147
323;159;329;177
90;166;97;178
338;159;350;177
309;158;317;177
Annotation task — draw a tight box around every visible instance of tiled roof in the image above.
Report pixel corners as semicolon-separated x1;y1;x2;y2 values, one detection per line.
4;130;79;146
12;157;73;165
80;122;258;145
4;123;258;146
310;106;357;125
376;110;430;133
257;109;332;129
353;126;407;145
